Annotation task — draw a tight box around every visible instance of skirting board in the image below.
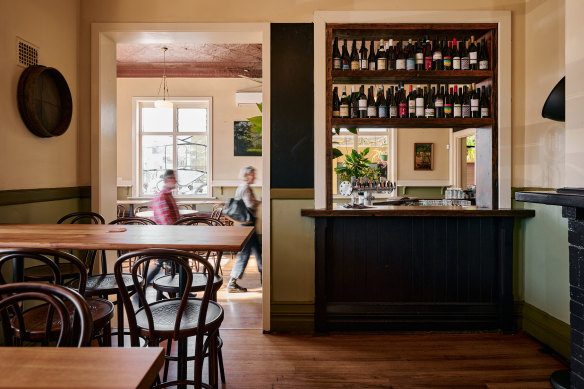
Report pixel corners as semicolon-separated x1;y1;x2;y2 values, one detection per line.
519;302;570;360
270;302;314;332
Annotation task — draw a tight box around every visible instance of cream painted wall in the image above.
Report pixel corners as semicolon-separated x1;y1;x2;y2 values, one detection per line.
0;0;80;190
116;77;262;184
397;128;450;182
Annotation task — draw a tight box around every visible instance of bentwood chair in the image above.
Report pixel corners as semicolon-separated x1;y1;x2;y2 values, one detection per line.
115;249;224;389
0;248;112;346
0;282;92;347
172;216;226;273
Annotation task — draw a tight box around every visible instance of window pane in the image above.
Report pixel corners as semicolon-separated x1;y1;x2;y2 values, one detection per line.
142;107;173;132
142;135;173;195
178;108;207;132
358;135;389;179
176;135;208;195
332;135;354;195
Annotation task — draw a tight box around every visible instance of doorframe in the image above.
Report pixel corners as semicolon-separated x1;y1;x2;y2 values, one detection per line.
91;22;272;331
451;128;476;189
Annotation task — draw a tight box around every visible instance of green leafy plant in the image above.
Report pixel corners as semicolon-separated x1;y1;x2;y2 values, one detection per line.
334;147;379;182
247;103;262;133
332;127;357;159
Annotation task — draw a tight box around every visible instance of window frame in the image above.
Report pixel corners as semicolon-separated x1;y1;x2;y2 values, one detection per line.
132;97;213;198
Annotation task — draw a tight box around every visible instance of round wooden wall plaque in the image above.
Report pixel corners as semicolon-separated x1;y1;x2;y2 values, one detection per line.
17;65;73;138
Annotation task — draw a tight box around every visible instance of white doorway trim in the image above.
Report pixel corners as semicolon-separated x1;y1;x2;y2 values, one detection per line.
451;128;476;189
314;10;511;208
91;22;272;331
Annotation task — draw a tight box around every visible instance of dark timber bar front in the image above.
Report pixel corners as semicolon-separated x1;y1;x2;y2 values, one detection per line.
301;207;534;332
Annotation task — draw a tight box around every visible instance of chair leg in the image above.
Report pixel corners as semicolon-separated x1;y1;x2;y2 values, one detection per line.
116;292;124;347
163;339;172;382
103;321;112;347
218;347;226;383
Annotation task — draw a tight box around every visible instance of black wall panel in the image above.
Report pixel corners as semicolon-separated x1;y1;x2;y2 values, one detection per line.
270;23;314;189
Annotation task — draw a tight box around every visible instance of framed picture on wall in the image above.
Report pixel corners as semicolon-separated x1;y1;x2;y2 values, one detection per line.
414;143;433;170
234;121;262;156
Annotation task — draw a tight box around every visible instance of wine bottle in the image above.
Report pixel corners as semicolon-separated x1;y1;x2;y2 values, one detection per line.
432;38;443;70
377;86;387;118
435;85;445;118
470;83;480;118
350;40;359;70
341;39;350;70
415;40;424;70
368;40;376;70
452;38;460;70
468;35;478;70
442;40;452;70
444;86;453;118
340;87;349;118
332;37;341;70
462;86;471;118
415;85;425;118
386;39;396;70
453;85;461;118
332;87;340;118
408;84;416;118
424;37;433;70
359;38;368;70
398;85;408;118
367;86;377;118
388;86;398;118
460;38;470;70
396;42;406;70
359;85;368;118
425;87;436;118
480;85;490;118
377;39;387;70
406;41;416;70
350;85;360;119
479;39;489;70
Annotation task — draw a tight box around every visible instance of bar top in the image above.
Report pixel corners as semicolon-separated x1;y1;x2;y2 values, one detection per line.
515;190;584;208
301;206;535;217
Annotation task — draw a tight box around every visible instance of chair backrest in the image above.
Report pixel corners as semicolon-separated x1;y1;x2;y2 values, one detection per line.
114;249;215;346
57;212;106;274
173;216;224;227
109;217;157;226
133;205;150;216
0;248;88;296
117;205;126;218
210;207;223;220
0;282;92;347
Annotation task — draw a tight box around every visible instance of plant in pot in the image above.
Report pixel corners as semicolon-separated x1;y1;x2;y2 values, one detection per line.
333;147;379;182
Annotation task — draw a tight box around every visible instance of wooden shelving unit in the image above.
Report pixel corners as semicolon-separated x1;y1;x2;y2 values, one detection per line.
325;23;498;209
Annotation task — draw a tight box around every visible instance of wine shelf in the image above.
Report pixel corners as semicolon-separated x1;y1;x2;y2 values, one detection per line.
332;70;493;84
331;117;493;129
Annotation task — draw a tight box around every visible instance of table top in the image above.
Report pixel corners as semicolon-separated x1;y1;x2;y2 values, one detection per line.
177;200;225;205
116;200;150;206
135;209;198;218
0;347;164;389
0;224;253;251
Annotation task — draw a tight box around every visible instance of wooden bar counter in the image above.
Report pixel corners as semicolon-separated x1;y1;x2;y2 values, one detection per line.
301;206;534;332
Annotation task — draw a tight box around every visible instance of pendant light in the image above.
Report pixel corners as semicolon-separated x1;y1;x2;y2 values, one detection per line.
154;47;173;109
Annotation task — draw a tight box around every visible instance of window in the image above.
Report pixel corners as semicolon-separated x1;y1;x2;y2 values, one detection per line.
137;98;212;197
332;128;393;195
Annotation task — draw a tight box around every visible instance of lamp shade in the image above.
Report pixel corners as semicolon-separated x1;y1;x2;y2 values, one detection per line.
542;77;565;122
154;99;173;109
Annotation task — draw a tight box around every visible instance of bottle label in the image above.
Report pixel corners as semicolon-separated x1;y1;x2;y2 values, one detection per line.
378;105;388;118
435;98;444;108
408;100;416;114
471;99;479;111
367;106;377;117
360;59;368;70
390;106;398;117
461;57;470;70
415;101;424;117
369;62;376;71
462;104;471;117
351;107;360;118
425;108;435;118
388;60;396;70
359;99;367;110
396;59;406;70
479;60;489;70
333;110;340;117
342;60;350;70
406;58;415;70
454;104;462;117
415;53;423;65
424;57;432;70
469;52;478;64
443;56;452;68
340;105;349;117
351;61;359;70
453;57;461;69
444;103;452;115
333;58;341;69
433;52;442;61
481;107;489;118
377;58;387;70
399;103;407;117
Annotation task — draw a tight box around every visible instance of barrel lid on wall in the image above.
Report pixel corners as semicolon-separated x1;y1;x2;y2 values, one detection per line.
17;65;73;138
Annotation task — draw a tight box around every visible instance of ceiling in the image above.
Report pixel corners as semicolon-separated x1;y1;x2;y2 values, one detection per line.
116;43;262;78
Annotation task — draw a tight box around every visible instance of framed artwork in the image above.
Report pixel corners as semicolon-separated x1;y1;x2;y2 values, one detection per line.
414;143;433;170
234;121;262;156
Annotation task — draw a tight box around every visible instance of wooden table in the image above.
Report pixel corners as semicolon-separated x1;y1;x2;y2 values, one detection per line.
116;200;150;216
135;209;198;219
176;200;225;209
0;347;164;388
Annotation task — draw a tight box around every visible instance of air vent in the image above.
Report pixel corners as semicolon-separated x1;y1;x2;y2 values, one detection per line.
16;37;38;67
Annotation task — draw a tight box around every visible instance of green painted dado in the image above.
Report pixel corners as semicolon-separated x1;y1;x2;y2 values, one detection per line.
0;197;90;224
396;186;445;197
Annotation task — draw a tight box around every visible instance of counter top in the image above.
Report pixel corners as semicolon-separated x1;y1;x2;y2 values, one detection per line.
301;206;535;217
515;189;584;208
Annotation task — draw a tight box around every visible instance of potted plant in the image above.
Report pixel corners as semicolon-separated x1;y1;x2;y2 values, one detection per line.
334;147;380;182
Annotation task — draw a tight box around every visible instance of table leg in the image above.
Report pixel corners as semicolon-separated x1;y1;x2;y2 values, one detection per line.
12;258;24;282
129;204;135;217
177;267;187;388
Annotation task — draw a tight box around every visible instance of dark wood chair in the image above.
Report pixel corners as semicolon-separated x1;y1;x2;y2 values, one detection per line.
210;207;223;220
133;205;150;217
0;282;92;347
117;204;127;218
172;216;225;273
0;248;112;346
115;249;224;389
